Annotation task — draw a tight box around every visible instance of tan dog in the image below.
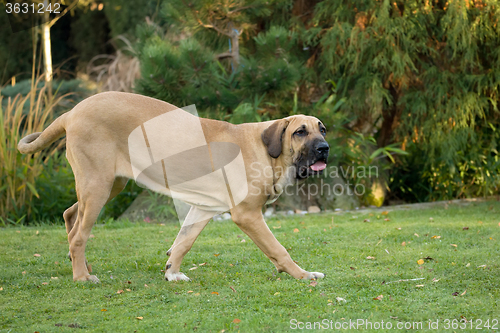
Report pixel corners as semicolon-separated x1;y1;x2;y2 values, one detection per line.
18;92;329;283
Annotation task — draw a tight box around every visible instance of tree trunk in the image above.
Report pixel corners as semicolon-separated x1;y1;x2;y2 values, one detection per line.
230;28;239;70
377;84;401;147
42;0;52;97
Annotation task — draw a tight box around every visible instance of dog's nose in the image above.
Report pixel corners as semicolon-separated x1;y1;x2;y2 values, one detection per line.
315;141;329;154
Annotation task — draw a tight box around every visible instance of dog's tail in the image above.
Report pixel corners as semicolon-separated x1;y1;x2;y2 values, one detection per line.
18;113;68;154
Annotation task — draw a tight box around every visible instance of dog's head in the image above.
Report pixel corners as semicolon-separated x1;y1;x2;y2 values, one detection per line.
262;115;329;180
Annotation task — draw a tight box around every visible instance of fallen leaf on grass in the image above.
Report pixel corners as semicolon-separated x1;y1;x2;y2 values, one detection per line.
136;317;143;320
401;242;406;246
366;256;375;260
211;292;219;295
452;292;459;296
232;319;241;324
22;271;26;275
381;211;389;215
274;292;280;296
414;233;419;237
213;254;220;257
144;284;149;287
117;290;124;294
466;263;470;267
230;286;236;293
417;259;425;265
477;265;487;268
189;267;197;271
451;244;457;247
373;295;383;300
126;289;132;292
416;285;424;287
431;235;441;239
376;239;382;246
187;291;194;293
336;297;347;303
272;226;281;229
363;219;370;222
42;282;48;285
16;230;20;233
51;277;58;280
36;230;39;235
432;278;440;282
241;239;246;242
199;262;206;266
33;254;41;257
0;287;3;291
310;281;318;287
463;227;469;230
350;267;355;270
384;218;390;221
101;309;107;312
293;228;300;233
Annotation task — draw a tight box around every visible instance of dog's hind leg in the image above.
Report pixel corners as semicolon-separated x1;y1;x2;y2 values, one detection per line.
63;202;79;235
67;174;116;283
65;177;128;268
164;207;212;281
64;178;128;236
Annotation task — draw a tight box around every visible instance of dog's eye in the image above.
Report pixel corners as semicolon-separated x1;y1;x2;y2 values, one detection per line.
320;128;326;136
294;129;307;136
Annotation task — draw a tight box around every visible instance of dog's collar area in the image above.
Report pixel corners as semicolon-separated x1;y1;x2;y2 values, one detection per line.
266;157;285;204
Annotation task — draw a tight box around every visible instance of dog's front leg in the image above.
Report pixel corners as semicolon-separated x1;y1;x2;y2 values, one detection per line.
164;207;212;281
231;206;324;280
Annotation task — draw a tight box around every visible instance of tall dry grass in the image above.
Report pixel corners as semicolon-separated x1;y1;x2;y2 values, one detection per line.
0;76;68;225
87;36;140;92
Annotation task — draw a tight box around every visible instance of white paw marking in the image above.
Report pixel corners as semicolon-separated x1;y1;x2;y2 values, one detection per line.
165;272;190;281
87;275;100;283
304;272;325;280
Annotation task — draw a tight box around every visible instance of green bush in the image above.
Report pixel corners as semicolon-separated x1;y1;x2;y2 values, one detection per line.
389;121;500;202
30;152;76;223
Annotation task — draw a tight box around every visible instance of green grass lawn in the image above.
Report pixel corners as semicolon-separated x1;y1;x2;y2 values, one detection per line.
1;201;499;332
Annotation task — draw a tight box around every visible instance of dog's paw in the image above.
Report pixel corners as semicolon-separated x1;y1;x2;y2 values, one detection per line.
74;274;100;283
303;271;325;280
165;272;190;281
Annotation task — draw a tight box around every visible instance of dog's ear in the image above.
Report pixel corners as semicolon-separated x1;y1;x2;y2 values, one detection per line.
261;119;289;158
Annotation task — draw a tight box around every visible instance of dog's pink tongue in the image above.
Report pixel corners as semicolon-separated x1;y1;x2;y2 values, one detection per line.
310;161;327;171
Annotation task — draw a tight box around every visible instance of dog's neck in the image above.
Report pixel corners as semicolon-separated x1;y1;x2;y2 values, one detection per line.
265;157;295;204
